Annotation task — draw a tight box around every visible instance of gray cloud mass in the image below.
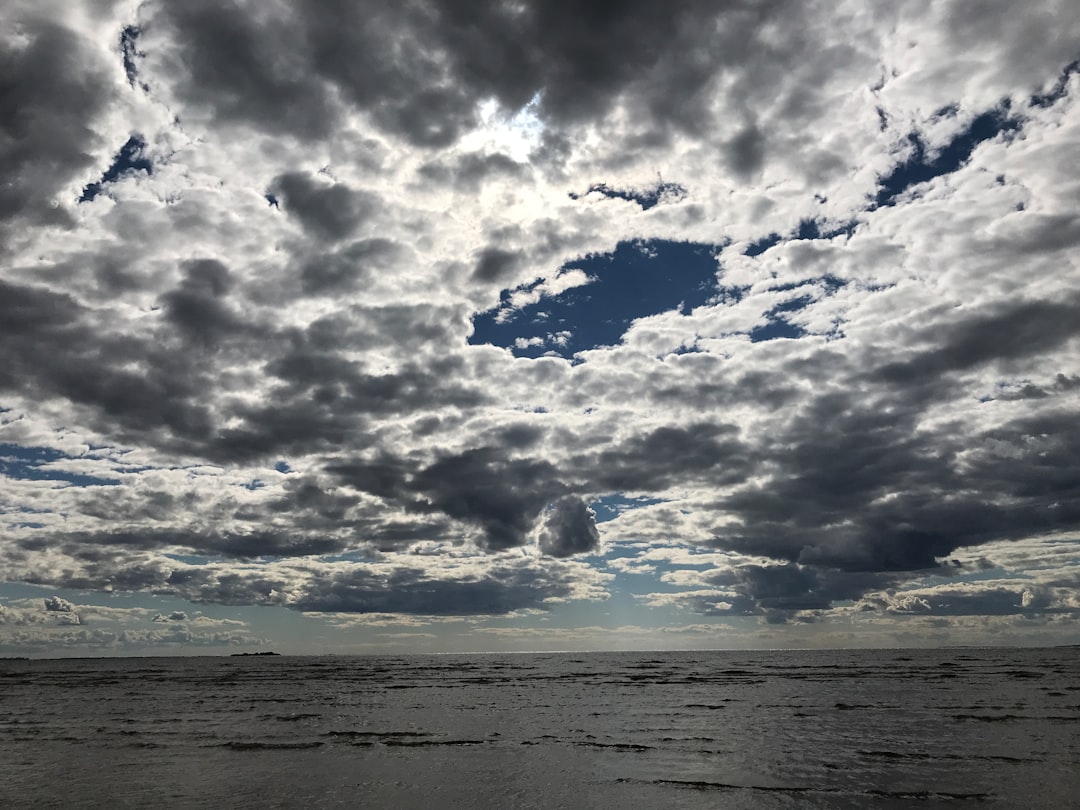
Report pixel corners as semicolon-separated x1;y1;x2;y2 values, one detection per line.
0;0;1078;647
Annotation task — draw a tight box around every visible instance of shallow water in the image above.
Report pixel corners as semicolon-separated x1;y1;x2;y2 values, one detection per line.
2;647;1078;808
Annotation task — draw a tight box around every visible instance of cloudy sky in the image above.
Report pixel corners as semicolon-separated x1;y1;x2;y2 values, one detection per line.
2;0;1079;656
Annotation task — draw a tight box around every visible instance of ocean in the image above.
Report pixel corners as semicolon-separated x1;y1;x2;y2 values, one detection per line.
1;647;1077;808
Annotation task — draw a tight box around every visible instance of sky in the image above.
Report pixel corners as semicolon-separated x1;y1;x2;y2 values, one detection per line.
1;0;1079;657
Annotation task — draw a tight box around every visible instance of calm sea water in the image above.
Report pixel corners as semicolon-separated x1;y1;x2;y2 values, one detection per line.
1;647;1078;808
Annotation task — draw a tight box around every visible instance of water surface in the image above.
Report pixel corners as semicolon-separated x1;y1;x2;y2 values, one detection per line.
2;647;1078;808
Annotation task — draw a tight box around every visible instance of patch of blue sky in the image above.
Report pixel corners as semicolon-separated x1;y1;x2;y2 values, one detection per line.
922;563;1009;586
744;232;781;257
749;316;807;343
315;549;384;564
0;443;120;487
532;586;660;629
793;218;858;241
590;493;666;524
79;135;153;203
1030;58;1079;108
748;277;847;343
7;507;49;530
769;293;814;314
163;552;217;566
745;217;857;259
470;239;723;359
875;105;1022;207
661;343;706;358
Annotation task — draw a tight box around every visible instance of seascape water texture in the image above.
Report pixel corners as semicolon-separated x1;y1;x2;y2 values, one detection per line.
2;647;1078;809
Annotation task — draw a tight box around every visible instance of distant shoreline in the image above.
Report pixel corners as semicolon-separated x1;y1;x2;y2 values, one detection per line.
230;651;280;657
2;645;1079;661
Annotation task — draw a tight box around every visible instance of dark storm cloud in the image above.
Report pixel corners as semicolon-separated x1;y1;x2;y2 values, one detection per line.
695;372;1080;616
264;476;360;524
428;0;792;133
1053;373;1080;390
577;423;752;493
0;268;485;468
147;1;339;139
209;394;366;462
976;411;1080;507
735;565;897;614
406;448;567;551
82;556;581;618
0;279;81;341
329;446;607;554
417;152;527;191
538;496;600;558
10;544;581;617
649;366;801;411
291;562;576;615
299;238;406;295
208;340;485;462
0;277;222;448
325;455;414;502
872;295;1080;386
28;526;351;561
491;423;546;451
472;247;523;283
327;422;745;558
161;259;247;344
160;566;291;607
149;0;798;147
0;15;111;244
992;213;1080;255
269;172;379;242
724;122;767;179
35;246;159;301
998;382;1051;400
684;301;1076;617
230;473;456;551
4;262;1075;616
300;305;464;355
716;390;952;564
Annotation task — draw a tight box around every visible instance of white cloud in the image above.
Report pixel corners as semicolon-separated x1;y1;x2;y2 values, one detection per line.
0;0;1077;651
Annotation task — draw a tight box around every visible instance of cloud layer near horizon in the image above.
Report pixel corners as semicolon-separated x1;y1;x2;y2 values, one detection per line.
1;0;1079;650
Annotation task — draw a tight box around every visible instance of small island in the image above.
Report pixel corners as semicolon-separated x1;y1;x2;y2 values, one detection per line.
230;651;280;657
